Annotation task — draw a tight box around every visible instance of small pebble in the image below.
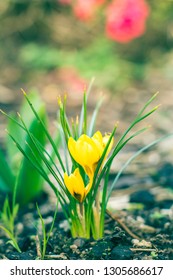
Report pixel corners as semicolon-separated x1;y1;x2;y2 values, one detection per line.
70;244;78;251
73;238;86;248
132;239;152;248
16;222;24;234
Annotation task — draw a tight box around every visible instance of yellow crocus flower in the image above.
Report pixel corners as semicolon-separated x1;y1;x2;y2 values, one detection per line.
64;168;93;203
68;131;113;176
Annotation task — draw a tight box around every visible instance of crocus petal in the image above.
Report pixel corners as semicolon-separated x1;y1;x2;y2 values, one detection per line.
64;168;86;202
98;134;114;167
73;168;85;192
92;131;104;156
103;134;114;154
68;137;80;163
68;134;101;173
64;173;75;196
76;135;101;165
68;131;114;178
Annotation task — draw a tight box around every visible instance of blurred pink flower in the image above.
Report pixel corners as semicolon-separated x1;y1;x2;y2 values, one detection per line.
58;67;87;95
105;0;150;43
73;0;105;21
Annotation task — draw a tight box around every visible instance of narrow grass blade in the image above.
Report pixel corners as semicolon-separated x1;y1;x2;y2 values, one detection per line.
79;77;95;135
106;132;173;204
36;203;46;258
114;106;158;154
58;124;70;174
88;95;104;137
7;132;58;198
18;114;65;192
137;92;159;118
99;165;111;237
0;225;21;253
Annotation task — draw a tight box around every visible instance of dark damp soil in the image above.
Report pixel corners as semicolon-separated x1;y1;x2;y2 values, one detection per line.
0;162;173;260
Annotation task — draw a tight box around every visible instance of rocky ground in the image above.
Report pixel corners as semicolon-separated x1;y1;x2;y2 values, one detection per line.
0;162;173;260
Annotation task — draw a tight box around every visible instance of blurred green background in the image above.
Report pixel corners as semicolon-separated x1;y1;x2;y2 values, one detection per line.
1;0;173;95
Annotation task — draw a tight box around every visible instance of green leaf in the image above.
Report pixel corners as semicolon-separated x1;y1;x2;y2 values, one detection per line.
0;225;21;253
15;105;47;205
6;90;45;172
6;240;21;253
0;225;13;239
12;204;19;220
0;148;15;192
22;89;66;173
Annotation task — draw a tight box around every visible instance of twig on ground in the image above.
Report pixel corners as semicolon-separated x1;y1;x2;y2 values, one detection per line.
130;248;157;252
106;209;141;240
44;254;68;260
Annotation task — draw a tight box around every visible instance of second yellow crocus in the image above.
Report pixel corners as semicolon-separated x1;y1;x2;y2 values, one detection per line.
64;168;93;203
